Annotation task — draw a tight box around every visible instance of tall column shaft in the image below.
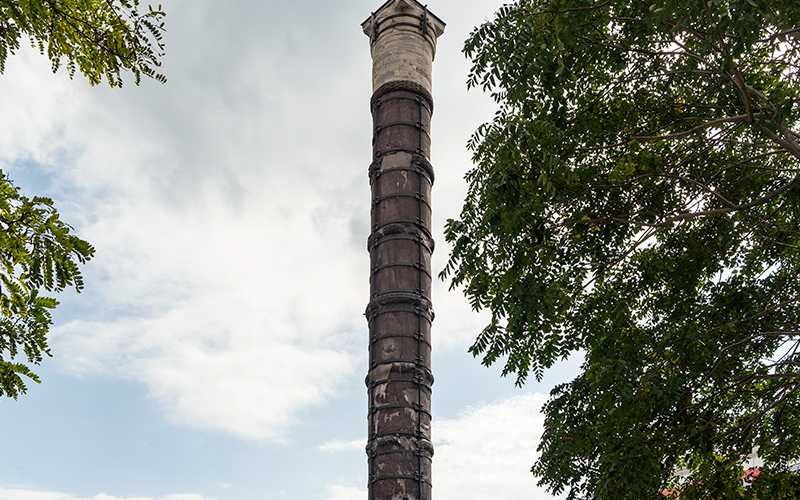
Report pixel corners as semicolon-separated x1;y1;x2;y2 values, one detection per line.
363;2;444;500
366;81;435;500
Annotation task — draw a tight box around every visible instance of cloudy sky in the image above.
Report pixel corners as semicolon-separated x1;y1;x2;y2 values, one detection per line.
0;1;581;499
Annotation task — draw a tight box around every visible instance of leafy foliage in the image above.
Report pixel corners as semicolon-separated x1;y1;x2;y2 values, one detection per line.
0;0;166;86
0;172;94;398
0;1;164;398
443;0;800;498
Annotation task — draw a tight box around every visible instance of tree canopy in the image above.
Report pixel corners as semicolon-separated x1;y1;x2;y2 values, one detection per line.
443;0;800;498
0;0;166;86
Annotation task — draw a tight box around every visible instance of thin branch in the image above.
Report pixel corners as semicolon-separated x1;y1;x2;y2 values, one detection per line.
631;115;751;142
727;373;800;381
657;177;796;226
709;297;800;335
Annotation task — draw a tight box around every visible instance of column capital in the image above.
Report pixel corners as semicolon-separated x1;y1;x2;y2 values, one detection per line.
362;0;445;93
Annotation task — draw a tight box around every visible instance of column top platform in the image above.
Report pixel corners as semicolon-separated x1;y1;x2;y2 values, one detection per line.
362;0;445;93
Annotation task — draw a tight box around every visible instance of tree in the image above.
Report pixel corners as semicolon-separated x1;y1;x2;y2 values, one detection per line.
1;0;166;86
442;0;800;498
0;176;94;398
0;0;166;398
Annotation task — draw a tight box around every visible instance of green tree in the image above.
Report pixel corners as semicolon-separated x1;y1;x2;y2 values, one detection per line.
1;0;166;398
442;0;800;498
0;175;94;398
1;0;166;86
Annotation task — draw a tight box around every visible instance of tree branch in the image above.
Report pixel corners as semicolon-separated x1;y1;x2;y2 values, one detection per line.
631;115;750;142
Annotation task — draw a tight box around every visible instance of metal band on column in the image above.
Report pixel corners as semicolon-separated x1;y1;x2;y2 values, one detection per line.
363;4;444;499
366;80;434;500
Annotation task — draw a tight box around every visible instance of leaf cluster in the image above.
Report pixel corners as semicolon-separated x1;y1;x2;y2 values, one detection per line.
0;0;166;86
0;171;94;398
444;0;800;498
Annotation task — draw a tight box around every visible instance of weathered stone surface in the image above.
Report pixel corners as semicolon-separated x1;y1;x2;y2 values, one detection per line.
364;5;443;498
362;0;445;94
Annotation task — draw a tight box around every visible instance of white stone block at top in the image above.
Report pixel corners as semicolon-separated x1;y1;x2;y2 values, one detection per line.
362;0;445;93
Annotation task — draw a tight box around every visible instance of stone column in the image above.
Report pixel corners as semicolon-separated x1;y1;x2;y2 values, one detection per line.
362;2;444;500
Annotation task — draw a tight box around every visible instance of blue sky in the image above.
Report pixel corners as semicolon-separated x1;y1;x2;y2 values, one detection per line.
0;1;581;499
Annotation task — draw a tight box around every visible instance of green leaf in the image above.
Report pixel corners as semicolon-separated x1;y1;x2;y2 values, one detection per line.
0;171;94;398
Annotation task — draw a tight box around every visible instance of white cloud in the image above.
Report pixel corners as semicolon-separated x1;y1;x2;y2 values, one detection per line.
0;50;79;168
434;393;560;499
318;439;366;454
48;161;365;440
162;495;212;500
0;487;212;500
44;163;365;439
323;394;559;500
321;484;366;500
0;1;373;442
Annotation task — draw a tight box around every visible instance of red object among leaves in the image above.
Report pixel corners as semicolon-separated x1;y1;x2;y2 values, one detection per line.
662;467;762;497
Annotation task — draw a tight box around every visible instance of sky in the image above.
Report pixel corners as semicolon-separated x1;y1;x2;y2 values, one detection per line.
0;1;581;499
